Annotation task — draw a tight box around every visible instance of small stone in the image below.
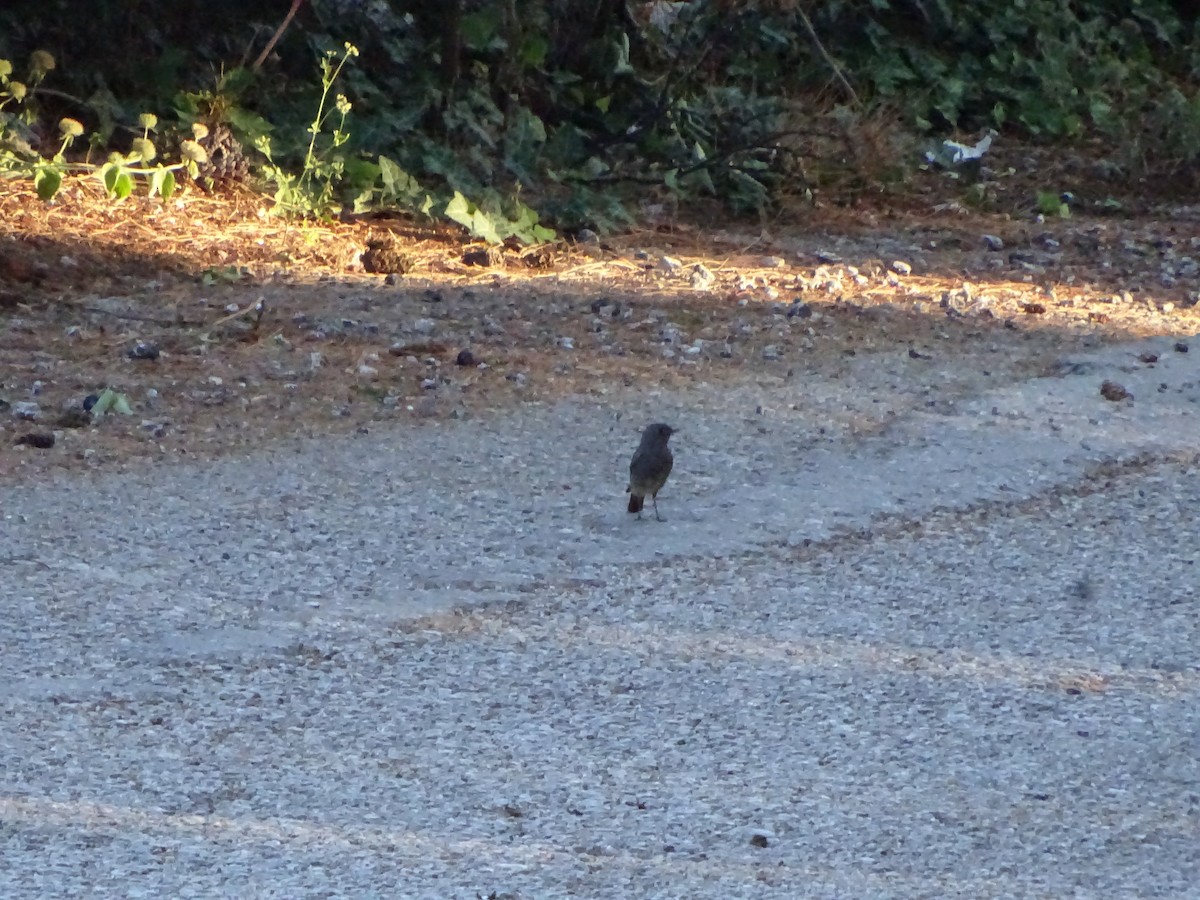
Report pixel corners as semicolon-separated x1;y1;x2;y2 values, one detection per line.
127;341;160;361
689;264;715;290
1020;302;1047;315
659;255;682;274
748;829;774;848
815;250;841;264
13;401;40;420
412;318;436;336
1100;380;1131;401
455;349;477;367
1175;341;1189;353
891;260;912;275
762;345;780;361
787;301;812;319
462;246;503;267
760;256;786;268
1161;301;1175;313
558;336;575;350
576;228;600;245
982;234;1004;251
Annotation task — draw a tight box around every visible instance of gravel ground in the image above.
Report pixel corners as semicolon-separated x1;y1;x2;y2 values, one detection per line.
2;331;1198;898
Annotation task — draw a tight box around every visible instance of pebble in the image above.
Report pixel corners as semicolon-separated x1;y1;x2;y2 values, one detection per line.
127;341;161;361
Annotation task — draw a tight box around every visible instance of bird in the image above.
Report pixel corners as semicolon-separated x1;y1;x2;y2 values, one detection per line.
626;422;674;521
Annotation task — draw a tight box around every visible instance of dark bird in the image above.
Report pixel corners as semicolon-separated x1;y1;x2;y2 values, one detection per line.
627;422;674;521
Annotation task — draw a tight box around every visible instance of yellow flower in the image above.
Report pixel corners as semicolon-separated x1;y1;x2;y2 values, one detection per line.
8;81;27;101
180;140;208;164
59;117;85;138
29;50;56;75
191;122;209;141
0;59;13;79
131;137;156;162
138;113;158;131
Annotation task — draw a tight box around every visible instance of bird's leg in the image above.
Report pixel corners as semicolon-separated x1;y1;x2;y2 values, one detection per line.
652;495;663;522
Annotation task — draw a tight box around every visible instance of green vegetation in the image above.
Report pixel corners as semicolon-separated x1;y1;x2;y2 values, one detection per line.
2;0;1199;239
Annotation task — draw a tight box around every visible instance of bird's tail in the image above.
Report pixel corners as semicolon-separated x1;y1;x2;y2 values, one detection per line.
627;492;643;513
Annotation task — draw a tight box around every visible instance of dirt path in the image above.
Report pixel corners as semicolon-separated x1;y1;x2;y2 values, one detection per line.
3;195;1200;895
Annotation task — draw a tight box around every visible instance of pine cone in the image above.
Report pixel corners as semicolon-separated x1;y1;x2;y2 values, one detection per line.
197;123;249;184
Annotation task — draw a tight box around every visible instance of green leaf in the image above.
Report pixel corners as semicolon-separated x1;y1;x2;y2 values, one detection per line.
147;167;174;199
91;388;132;418
101;163;134;199
34;166;61;201
378;155;422;202
225;107;273;142
112;170;134;199
445;191;503;244
613;33;635;76
519;34;549;68
461;10;503;51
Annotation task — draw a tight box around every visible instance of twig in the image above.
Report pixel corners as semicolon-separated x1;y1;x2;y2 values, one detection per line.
205;297;266;332
253;0;305;71
796;6;859;106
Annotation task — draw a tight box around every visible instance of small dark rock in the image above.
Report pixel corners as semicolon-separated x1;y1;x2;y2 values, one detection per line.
14;432;54;449
1020;302;1047;315
749;833;770;848
1100;380;1131;401
908;348;932;360
82;393;100;412
127;341;160;361
1137;352;1159;364
787;301;812;319
590;298;622;317
463;246;504;267
455;349;477;367
1175;341;1189;353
